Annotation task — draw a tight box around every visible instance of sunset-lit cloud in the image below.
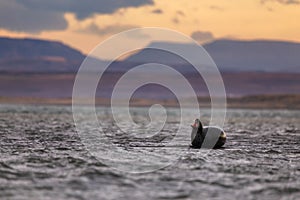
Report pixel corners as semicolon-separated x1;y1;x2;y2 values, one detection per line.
0;1;67;32
0;0;153;32
0;0;299;55
260;0;300;5
78;23;139;36
151;9;164;14
16;0;154;19
191;31;215;43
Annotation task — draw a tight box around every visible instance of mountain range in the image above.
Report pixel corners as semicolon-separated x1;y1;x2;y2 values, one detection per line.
0;37;85;72
1;37;300;73
0;36;299;98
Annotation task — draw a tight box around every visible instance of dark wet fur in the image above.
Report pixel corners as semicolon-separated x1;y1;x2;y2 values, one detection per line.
191;121;226;149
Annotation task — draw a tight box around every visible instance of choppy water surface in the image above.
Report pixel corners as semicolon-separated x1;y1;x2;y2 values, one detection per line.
0;105;299;200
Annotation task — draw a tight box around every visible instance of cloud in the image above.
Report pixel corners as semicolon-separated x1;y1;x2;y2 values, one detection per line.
151;9;163;14
16;0;155;19
79;23;138;36
209;5;224;11
123;29;150;39
261;0;300;5
172;11;184;24
176;11;185;16
172;18;180;24
191;31;215;43
0;1;67;33
0;0;154;32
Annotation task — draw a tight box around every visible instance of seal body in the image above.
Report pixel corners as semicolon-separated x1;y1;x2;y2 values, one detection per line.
191;119;226;149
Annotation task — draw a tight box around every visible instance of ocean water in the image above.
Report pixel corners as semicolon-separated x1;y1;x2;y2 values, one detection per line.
0;105;299;200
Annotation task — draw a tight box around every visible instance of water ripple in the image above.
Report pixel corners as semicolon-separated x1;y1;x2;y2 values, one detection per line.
0;105;299;199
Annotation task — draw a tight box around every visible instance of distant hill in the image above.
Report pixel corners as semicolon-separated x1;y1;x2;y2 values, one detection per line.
1;37;300;73
205;40;300;72
0;37;299;99
0;37;86;72
123;39;300;73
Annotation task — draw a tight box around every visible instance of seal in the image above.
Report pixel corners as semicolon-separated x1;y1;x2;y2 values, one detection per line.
191;119;226;149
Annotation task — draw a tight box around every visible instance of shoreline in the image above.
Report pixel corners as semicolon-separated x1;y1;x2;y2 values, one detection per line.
0;94;300;109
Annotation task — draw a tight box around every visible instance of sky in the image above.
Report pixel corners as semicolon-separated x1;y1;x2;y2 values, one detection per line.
0;0;300;56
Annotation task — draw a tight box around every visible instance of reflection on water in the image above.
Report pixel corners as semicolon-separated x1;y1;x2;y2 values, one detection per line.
0;105;299;199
